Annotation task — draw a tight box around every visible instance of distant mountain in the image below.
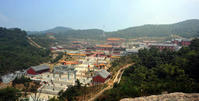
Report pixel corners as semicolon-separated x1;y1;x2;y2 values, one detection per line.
29;28;105;48
27;26;73;34
43;26;73;33
52;29;105;40
107;19;199;38
28;19;199;38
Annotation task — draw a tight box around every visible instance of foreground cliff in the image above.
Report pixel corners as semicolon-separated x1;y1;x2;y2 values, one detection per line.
120;92;199;101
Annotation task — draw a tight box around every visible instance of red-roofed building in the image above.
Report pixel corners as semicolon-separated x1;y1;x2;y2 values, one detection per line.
107;38;124;47
27;65;50;75
96;44;113;51
172;39;191;46
92;70;110;85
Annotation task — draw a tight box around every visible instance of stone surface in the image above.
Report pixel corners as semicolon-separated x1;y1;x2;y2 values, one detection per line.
120;92;199;101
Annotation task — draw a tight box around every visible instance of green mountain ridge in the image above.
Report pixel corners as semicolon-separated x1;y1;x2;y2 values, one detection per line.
107;19;199;38
28;19;199;38
27;26;73;34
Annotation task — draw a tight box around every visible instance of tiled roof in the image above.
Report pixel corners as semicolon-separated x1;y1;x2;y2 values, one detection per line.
96;45;112;48
107;38;121;41
149;43;177;47
97;69;110;79
31;65;49;72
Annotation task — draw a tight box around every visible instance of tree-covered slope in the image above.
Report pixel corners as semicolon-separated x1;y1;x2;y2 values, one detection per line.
107;19;199;38
29;28;105;47
53;29;104;40
29;19;199;40
0;27;50;75
97;38;199;101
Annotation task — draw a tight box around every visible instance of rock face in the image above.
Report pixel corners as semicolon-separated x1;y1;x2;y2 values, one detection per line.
120;92;199;101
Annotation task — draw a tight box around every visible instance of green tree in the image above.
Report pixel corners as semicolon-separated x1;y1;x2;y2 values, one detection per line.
0;87;21;101
190;38;199;51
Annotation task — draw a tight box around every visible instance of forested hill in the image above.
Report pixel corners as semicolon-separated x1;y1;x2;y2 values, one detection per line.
0;27;50;75
27;26;73;34
107;19;199;38
97;38;199;101
29;28;104;38
29;19;199;39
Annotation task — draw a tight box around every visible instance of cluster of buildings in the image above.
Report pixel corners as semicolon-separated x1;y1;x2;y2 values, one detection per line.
27;38;127;100
171;38;191;46
125;38;192;53
0;37;192;100
1;70;26;84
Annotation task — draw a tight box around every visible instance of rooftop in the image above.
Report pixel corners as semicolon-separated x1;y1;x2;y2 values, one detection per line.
31;65;49;72
59;60;79;65
53;65;76;73
149;43;177;47
107;38;121;41
96;69;110;79
96;44;112;48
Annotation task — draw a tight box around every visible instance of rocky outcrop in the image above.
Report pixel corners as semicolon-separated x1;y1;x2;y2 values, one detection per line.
120;92;199;101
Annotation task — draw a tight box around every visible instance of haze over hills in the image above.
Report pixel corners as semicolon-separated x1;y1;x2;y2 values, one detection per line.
27;26;73;34
28;19;199;38
42;26;73;33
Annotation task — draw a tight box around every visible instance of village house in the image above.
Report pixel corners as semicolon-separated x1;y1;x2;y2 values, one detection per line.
27;65;50;75
92;69;110;85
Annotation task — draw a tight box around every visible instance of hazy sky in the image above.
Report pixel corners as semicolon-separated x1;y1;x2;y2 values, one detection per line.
0;0;199;31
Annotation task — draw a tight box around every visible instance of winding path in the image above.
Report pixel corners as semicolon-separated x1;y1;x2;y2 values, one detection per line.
27;36;44;49
88;63;134;101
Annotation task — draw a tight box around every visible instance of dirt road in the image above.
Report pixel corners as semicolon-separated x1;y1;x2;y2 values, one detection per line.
27;36;44;49
88;63;134;101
